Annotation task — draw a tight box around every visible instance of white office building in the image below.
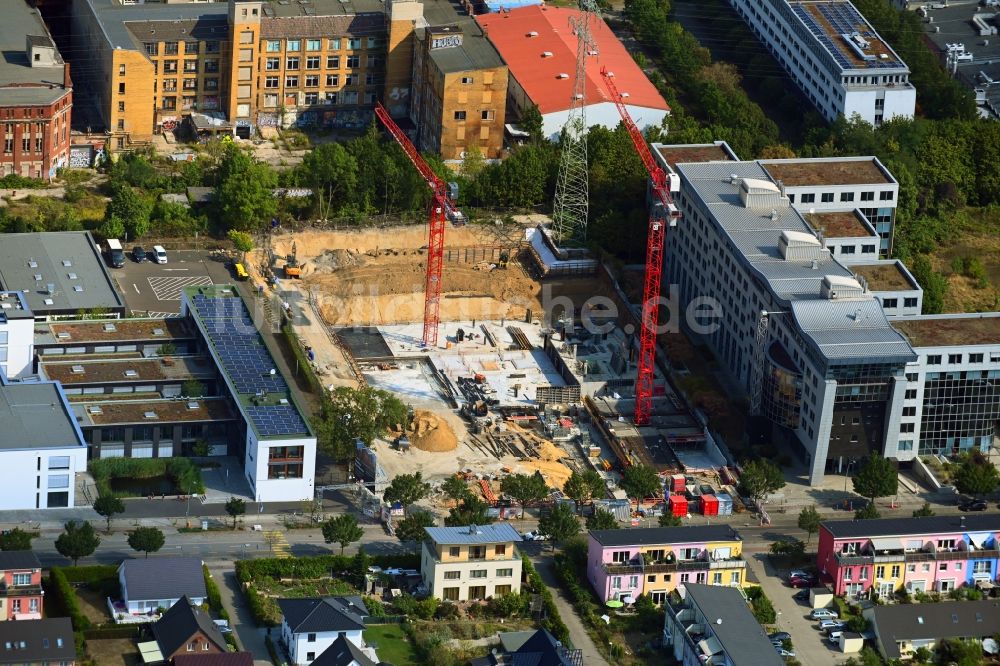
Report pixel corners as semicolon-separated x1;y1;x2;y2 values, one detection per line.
653;145;1000;483
727;0;915;125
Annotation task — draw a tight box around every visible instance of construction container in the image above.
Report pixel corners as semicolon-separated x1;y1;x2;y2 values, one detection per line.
594;499;631;522
701;494;719;517
716;492;734;516
669;494;688;517
670;474;686;493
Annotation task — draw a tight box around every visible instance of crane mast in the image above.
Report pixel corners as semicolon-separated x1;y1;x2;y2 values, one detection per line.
600;68;681;426
374;102;453;347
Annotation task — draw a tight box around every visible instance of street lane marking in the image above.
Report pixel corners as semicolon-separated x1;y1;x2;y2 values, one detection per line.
148;275;213;301
133;283;140;294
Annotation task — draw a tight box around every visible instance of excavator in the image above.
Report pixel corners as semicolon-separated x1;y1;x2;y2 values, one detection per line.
284;241;302;279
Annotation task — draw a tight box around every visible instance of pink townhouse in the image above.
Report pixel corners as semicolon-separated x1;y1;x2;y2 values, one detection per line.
0;551;43;620
587;525;745;606
817;515;1000;600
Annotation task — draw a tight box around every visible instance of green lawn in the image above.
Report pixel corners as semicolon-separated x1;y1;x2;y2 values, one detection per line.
364;624;418;665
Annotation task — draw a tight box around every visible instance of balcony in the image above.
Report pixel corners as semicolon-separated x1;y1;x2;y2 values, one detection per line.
0;584;42;597
838;548;1000;565
603;563;644;575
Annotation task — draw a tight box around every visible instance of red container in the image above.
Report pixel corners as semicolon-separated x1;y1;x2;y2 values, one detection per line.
701;494;719;517
669;494;688;517
671;474;686;493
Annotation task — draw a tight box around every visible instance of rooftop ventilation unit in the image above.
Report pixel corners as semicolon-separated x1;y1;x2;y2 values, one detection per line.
144;411;157;419
62;260;72;267
103;323;117;332
43;298;54;305
56;332;71;340
28;259;37;268
187;401;199;410
68;273;77;280
46;283;55;295
74;286;84;292
152;328;164;336
87;405;102;415
542;51;553;57
71;365;85;374
124;369;139;378
33;274;42;282
557;73;569;79
527;31;538;37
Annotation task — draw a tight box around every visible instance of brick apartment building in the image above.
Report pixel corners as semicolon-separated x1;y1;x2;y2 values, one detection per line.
0;1;72;180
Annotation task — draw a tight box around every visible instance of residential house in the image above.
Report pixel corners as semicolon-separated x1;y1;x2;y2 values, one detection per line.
586;526;745;604
816;515;1000;599
309;635;377;666
173;654;255;666
151;596;228;662
421;524;523;602
470;629;583;666
277;596;367;666
663;584;784;666
118;557;207;616
0;552;43;620
0;617;74;665
864;600;1000;661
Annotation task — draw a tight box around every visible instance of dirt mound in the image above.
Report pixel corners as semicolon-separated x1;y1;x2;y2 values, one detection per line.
405;410;458;453
272;225;524;261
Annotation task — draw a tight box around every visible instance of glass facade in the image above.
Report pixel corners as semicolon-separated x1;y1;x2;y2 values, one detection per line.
918;370;1000;455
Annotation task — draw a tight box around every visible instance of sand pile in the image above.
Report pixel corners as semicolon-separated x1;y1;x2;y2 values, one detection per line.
405;410;458;452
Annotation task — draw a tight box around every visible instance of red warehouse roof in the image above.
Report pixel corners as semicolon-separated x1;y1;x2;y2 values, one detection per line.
476;5;669;116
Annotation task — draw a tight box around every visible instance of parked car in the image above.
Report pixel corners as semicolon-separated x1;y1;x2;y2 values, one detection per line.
153;245;168;264
827;630;844;642
132;246;147;262
790;577;815;588
818;620;844;631
521;531;548;541
776;648;796;658
959;498;988;512
793;589;811;602
810;609;838;620
769;632;792;642
789;569;812;579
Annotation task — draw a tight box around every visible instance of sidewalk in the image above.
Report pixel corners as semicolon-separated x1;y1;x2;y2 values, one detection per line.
212;565;273;666
533;559;609;666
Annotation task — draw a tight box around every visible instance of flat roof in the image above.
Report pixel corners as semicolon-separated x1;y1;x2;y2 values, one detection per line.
892;314;1000;348
0;380;84;450
36;317;193;346
681;585;786;666
760;157;892;186
425;523;522;545
655;143;738;169
805;211;874;238
851;262;916;291
40;356;215;385
476;6;669;115
789;0;907;72
184;285;311;439
0;232;124;315
920;3;1000;70
422;0;504;75
822;514;1000;539
72;397;235;427
0;292;33;321
0;1;69;107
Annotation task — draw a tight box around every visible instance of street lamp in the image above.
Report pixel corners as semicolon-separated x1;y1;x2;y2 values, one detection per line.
843;458;856;493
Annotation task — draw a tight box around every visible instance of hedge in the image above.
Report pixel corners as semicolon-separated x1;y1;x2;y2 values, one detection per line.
282;322;323;396
89;457;205;497
82;625;140;640
265;635;287;666
61;565;118;585
203;565;223;613
521;555;569;644
235;553;420;584
47;569;92;631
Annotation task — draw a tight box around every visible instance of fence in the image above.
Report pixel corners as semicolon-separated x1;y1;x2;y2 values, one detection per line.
363;615;407;625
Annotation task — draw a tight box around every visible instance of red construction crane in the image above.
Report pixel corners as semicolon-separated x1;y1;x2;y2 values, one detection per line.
374;102;458;347
600;67;681;426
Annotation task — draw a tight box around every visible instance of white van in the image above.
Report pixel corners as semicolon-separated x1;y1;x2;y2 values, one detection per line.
106;239;125;268
153;245;168;264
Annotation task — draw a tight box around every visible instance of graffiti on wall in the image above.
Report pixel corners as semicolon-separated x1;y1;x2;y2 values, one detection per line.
69;146;93;168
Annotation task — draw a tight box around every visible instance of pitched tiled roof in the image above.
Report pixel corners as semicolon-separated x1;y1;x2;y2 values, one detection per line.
278;597;367;634
311;635;377;666
120;557;207;602
822;514;1000;539
0;551;41;571
173;653;255;666
259;15;384;39
152;596;227;656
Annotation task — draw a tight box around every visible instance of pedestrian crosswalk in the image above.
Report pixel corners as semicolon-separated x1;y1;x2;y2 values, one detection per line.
264;530;290;558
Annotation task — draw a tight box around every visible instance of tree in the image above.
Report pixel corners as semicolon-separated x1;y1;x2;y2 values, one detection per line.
659;513;683;527
105;183;152;240
55;521;100;565
214;145;277;232
852;453;898;503
445;497;495;527
322;514;364;555
441;476;473;505
797;506;822;545
93;496;125;534
300;142;358;217
383;472;431;508
953;449;1000;498
586;509;619;531
395;511;436;543
538;502;580;550
519;104;544;143
563;470;607;510
855;502;881;520
912;502;935;518
128;526;165;558
935;639;983;666
181;379;205;398
459;145;486;180
769;539;806;557
225;497;246;529
738;460;786;503
314;386;409;460
98;214;125;241
619;465;661;506
191;439;211;457
0;527;34;551
227;230;254;256
501;473;549;511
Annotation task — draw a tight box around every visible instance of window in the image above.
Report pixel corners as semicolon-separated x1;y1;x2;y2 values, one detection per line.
444;571;461;580
821;192;834;203
304;92;319;105
49;457;70;470
329;38;341;50
647;575;656;583
468;586;486;600
306;39;322;51
12;573;31;586
482;110;495;121
365;72;377;86
367;55;381;68
860;567;869;580
612;577;621;589
495;544;506;556
164;60;177;73
164;42;178;55
891;565;900;578
325;92;338;105
840;192;855;202
306;653;315;662
449;546;460;557
470;570;487;579
285;76;299;88
461;76;474;84
204;60;219;73
347;55;360;68
162;97;176;110
882;297;897;308
443;587;459;601
862;244;876;253
183;78;197;90
927;355;942;365
186;642;195;652
454;111;467;121
328;55;341;69
287;39;301;51
875;566;885;579
265;76;279;88
611;551;630;563
326;74;340;86
118;82;126;95
305;75;319;87
948;354;962;364
470;546;486;560
880;191;894;201
348;38;362;50
345;73;356;86
266;40;281;52
266;58;281;70
144;42;158;56
119;64;126;75
713;572;722;584
286;57;299;70
902;406;916;417
900;423;915;433
184;60;198;72
306;56;321;69
841;245;856;254
206;41;220;53
730;571;740;584
800;193;815;203
163;78;177;91
496;568;512;577
495;584;512;596
970;353;984;363
861;191;875;201
306;633;316;643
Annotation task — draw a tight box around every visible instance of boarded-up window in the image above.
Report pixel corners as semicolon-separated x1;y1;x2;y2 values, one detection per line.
238;66;252;80
239;31;254;44
238;84;252;98
239;49;253;62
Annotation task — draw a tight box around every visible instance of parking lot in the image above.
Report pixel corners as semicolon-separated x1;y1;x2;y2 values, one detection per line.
108;249;236;316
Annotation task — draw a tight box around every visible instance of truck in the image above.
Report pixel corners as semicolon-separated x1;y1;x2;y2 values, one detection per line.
105;239;125;268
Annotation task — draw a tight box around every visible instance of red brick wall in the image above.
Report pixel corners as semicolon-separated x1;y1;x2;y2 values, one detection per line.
0;88;73;181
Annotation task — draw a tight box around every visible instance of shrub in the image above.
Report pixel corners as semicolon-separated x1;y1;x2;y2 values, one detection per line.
414;597;439;620
88;457;205;497
487;591;528;618
435;602;460;620
751;594;776;624
523;555;569;644
46;568;91;631
203;565;223;613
